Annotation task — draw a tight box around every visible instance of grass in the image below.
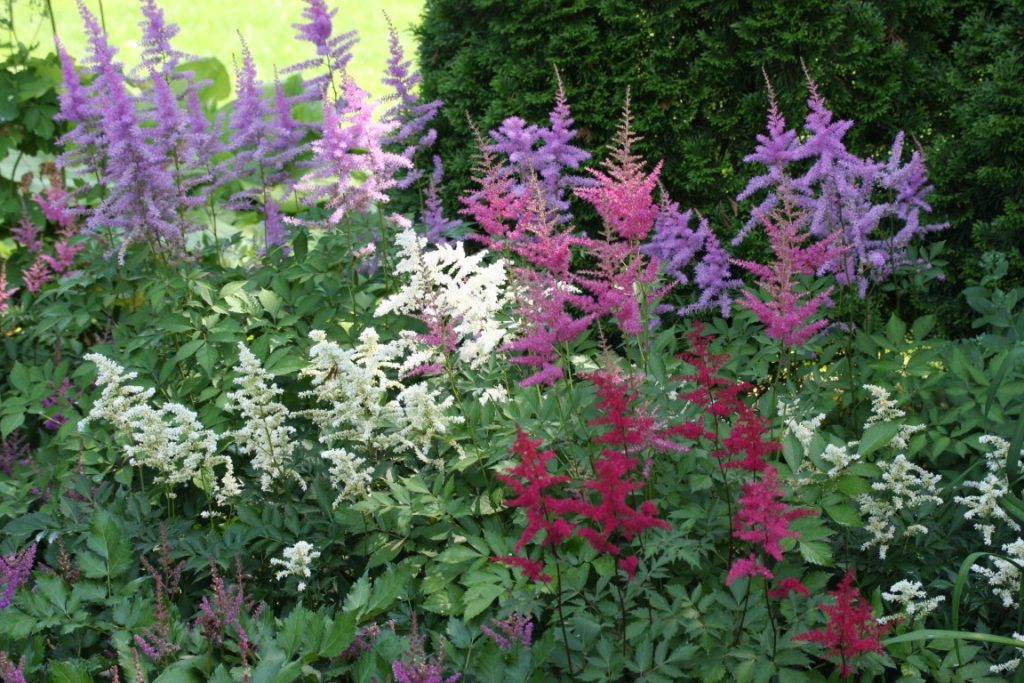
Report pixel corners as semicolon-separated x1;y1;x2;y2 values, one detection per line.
15;0;425;97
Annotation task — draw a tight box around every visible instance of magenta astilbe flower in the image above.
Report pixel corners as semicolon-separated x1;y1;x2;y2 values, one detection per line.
392;613;462;683
575;97;660;242
769;576;811;599
733;468;814;563
0;543;36;609
481;612;534;650
296;79;412;226
0;261;17;314
726;553;774;586
733;198;844;346
422;157;463;244
35;182;76;231
380;16;442;189
490;555;551;583
795;570;892;680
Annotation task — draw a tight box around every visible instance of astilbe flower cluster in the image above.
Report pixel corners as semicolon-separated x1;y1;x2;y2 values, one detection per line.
392;613;461;683
735;73;947;296
0;433;30;475
421;156;463;244
481;612;534;650
284;0;357;102
380;17;443;189
194;558;260;667
795;570;892;680
0;652;26;683
733;196;845;346
0;543;36;609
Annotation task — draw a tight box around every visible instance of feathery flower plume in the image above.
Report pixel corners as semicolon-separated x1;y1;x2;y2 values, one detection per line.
270;541;321;592
0;261;18;313
0;543;36;609
421;156;463;244
392;613;461;683
481;612;534;650
795;570;892;679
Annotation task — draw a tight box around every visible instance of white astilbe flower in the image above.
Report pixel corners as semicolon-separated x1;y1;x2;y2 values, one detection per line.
395;382;463;463
973;538;1024;608
301;329;461;462
301;328;407;449
991;633;1024;674
820;443;860;479
778;398;825;456
227;344;304;492
955;435;1021;545
480;386;510;405
81;354;241;505
375;228;513;369
79;353;155;433
862;384;925;450
858;454;943;559
879;580;944;623
270;541;321;592
322;447;372;507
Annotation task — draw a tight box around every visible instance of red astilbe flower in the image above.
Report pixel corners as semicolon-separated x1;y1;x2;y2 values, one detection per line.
795;570;892;680
491;429;576;581
571;369;673;558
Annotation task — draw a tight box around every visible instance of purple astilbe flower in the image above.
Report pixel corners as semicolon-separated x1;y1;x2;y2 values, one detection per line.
73;0;185;260
481;612;534;650
263;197;289;252
0;261;17;314
733;198;845;346
422;156;462;244
380;16;442;189
54;38;106;182
136;0;187;73
295;79;412;226
0;543;36;609
736;73;947;296
41;378;76;431
392;613;461;683
0;433;30;475
10;218;41;253
193;558;259;655
575;96;660;242
0;652;27;683
285;0;357;102
487;70;591;218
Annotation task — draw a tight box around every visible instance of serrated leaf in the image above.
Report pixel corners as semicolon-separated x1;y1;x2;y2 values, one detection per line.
798;541;833;566
320;610;357;658
49;661;92;683
85;509;132;580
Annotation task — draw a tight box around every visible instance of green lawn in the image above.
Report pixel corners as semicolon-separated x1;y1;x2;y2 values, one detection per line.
20;0;424;97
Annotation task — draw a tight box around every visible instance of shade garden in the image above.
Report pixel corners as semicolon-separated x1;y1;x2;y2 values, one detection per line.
1;1;1023;681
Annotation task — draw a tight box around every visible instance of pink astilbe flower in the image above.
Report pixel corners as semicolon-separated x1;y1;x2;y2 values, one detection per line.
732;467;814;562
769;576;811;599
795;570;892;680
490;555;551;583
0;543;36;609
34;183;75;231
193;558;259;659
481;612;534;650
460;133;533;250
575;96;661;242
0;652;26;683
618;555;640;580
41;240;85;276
725;553;774;586
573;236;666;336
733;198;844;346
296;79;412;226
0;261;18;313
21;256;52;294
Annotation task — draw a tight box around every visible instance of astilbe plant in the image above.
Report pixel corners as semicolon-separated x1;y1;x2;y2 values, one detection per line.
392;613;461;683
0;653;26;683
284;0;357;102
795;570;892;679
0;543;36;609
735;73;947;296
733;195;846;347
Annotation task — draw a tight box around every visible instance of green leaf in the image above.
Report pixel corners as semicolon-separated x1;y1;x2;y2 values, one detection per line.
858;422;900;457
320;611;357;658
49;661;92;683
798;541;833;566
835;474;871;497
8;362;29;393
84;509;132;580
824;504;862;527
0;412;24;438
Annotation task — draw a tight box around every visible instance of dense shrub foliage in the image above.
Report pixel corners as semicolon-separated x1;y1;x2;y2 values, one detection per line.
0;1;1023;682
